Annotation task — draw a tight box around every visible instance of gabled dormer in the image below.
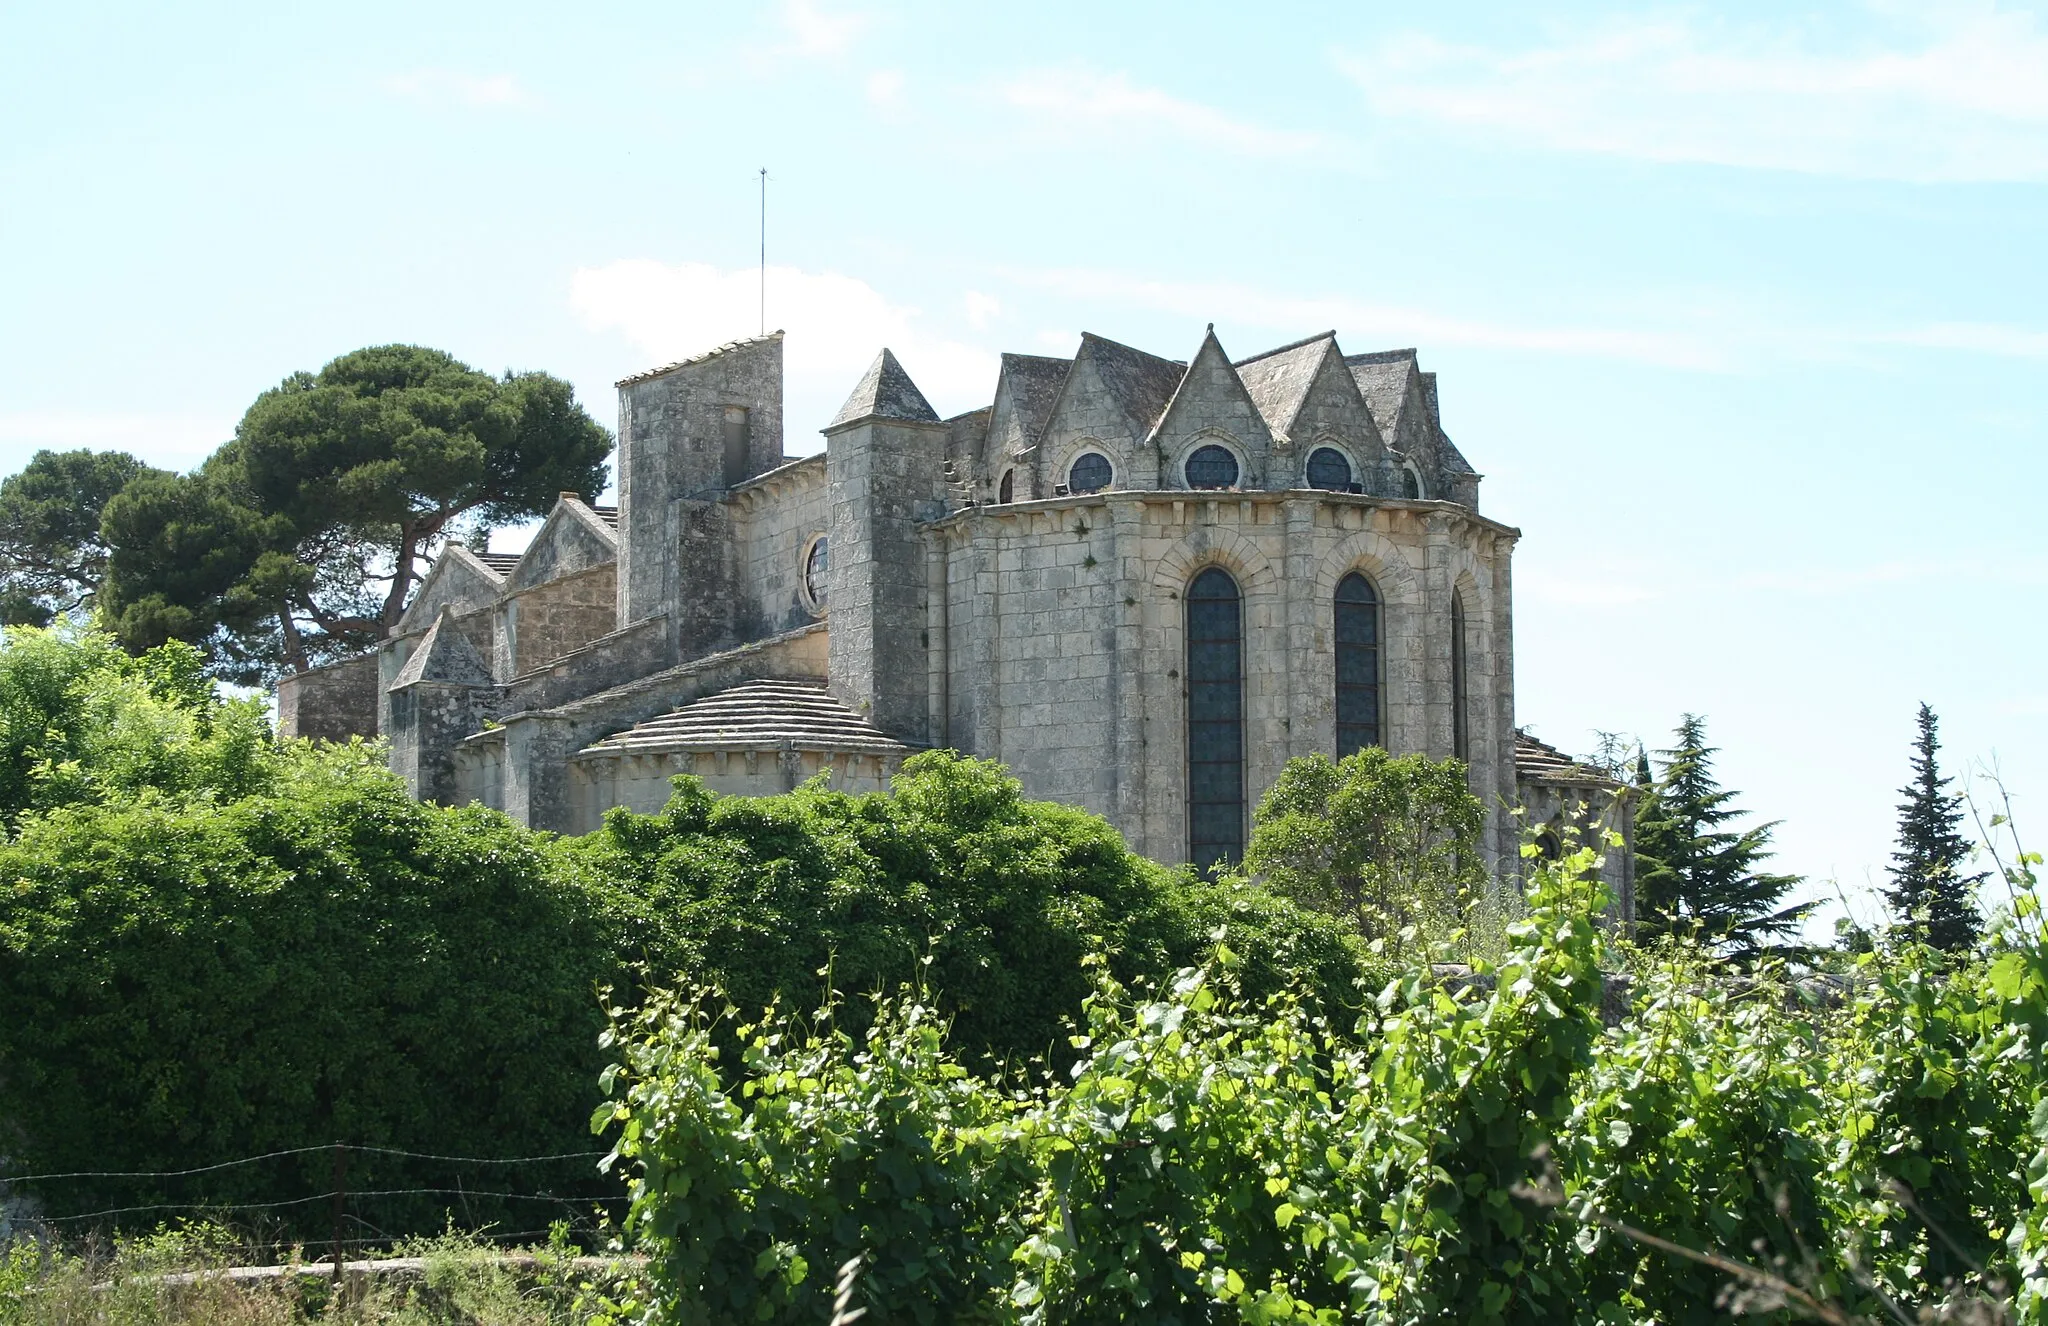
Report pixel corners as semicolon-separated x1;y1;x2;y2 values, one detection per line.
1347;349;1440;499
500;493;619;594
1237;333;1386;492
1033;334;1184;495
394;543;505;639
1147;327;1274;491
983;352;1071;502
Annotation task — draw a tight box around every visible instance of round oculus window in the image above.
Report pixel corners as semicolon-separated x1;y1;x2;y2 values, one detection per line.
1184;444;1240;490
802;536;828;612
1068;452;1111;493
1305;446;1352;491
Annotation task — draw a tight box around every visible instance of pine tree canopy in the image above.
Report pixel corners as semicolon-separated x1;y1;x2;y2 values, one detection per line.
1884;702;1985;952
1634;714;1808;959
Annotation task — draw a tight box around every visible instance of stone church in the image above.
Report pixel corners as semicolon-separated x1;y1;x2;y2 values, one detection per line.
278;325;1629;903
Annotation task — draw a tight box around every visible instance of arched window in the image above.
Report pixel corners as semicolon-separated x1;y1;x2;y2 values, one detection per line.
1186;567;1243;869
1068;452;1111;493
1334;572;1380;756
1306;446;1352;492
802;535;829;614
1397;463;1422;500
998;469;1014;504
1450;590;1469;760
1184;444;1240;490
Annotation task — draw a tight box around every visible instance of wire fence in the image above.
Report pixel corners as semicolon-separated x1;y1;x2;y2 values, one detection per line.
0;1143;630;1261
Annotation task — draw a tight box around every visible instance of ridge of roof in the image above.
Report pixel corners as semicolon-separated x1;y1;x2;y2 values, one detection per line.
1233;329;1339;368
615;331;784;388
827;348;941;429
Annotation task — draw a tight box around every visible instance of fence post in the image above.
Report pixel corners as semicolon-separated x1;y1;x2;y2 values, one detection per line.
331;1141;347;1298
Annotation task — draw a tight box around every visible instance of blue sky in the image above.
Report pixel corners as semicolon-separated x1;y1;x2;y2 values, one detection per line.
3;0;2043;929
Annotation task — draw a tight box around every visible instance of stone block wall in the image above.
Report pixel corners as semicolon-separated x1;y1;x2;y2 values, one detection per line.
276;653;381;741
506;564;617;676
730;457;830;642
933;491;1520;870
566;745;901;833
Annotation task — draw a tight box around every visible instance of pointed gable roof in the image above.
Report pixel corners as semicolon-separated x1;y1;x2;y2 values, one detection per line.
1146;326;1272;450
995;352;1072;448
1345;348;1421;442
827;348;940;430
396;543;505;636
502;494;618;593
390;605;493;689
1077;333;1186;439
1235;331;1339;442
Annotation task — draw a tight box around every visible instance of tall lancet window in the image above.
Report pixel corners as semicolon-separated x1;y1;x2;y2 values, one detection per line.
1334;572;1381;756
1186;567;1244;870
1450;591;1470;761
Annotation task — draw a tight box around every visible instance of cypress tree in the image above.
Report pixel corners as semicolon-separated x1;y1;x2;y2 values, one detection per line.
1635;714;1807;958
1884;702;1984;952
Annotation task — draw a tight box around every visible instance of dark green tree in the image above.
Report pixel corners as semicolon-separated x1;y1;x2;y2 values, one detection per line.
0;448;163;625
1634;714;1808;957
101;345;611;677
1883;702;1984;951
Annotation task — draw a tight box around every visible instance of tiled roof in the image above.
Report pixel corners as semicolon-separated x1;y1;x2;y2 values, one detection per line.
473;552;522;577
1345;349;1418;439
999;352;1073;447
1515;730;1615;785
589;504;619;533
1082;333;1186;439
1235;333;1335;440
578;679;912;758
615;331;782;388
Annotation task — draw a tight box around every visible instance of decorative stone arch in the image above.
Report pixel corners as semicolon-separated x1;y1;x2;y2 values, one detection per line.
1167;428;1252;491
1301;434;1362;492
1149;524;1280;600
1310;531;1426;757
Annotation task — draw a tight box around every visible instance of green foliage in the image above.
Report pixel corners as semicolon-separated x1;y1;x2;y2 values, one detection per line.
0;741;621;1238
1885;702;1986;951
1241;747;1487;946
99;344;611;681
1635;714;1808;959
599;832;2048;1324
0;448;163;627
569;750;1365;1071
0;626;271;826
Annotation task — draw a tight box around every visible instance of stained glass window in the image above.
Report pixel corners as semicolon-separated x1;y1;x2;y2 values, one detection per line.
1306;447;1352;492
1184;445;1239;490
1451;591;1469;760
1186;566;1243;869
1068;452;1111;493
1335;572;1380;756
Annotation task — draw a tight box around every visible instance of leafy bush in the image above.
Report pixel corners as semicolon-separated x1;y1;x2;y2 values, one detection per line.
597;836;2048;1324
569;751;1366;1070
0;745;622;1236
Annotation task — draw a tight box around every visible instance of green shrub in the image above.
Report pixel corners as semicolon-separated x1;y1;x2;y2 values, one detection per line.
0;746;621;1237
568;751;1366;1071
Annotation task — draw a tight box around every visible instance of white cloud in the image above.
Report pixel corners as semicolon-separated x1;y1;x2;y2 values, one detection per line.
1866;321;2048;360
0;411;228;472
963;290;1001;330
782;0;866;56
1002;266;1724;369
865;69;905;106
1337;8;2048;181
383;69;529;108
1001;67;1327;156
568;261;998;443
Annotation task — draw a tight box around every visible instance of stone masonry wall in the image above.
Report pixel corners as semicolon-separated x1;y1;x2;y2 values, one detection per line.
566;745;902;832
935;492;1519;869
730;457;829;643
507;564;617;676
276;653;380;741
